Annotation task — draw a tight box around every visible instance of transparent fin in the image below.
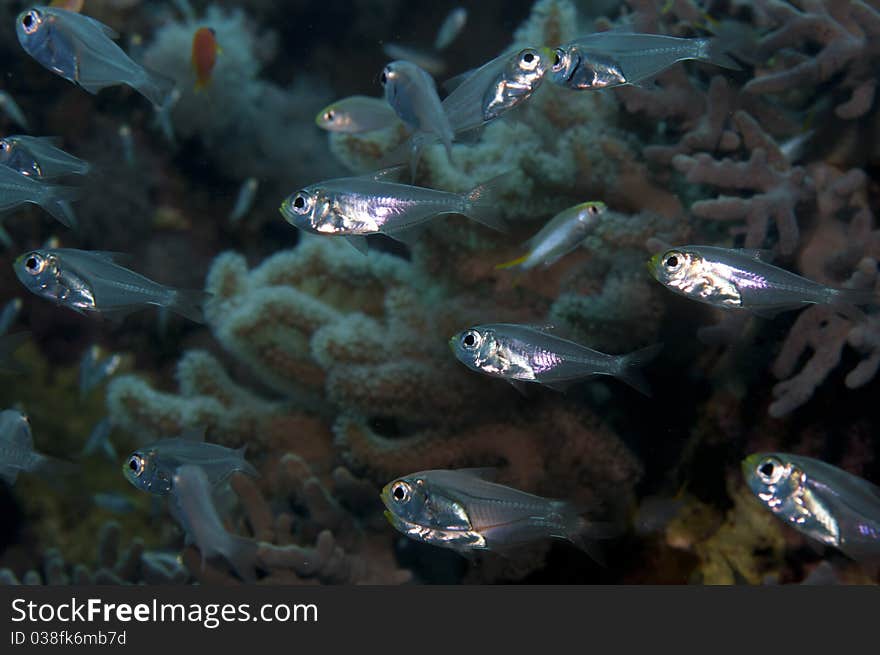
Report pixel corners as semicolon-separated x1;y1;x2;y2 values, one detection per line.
167;289;211;324
495;253;530;270
40;186;82;228
463;173;510;232
613;343;663;396
697;36;743;71
135;67;177;109
344;236;370;254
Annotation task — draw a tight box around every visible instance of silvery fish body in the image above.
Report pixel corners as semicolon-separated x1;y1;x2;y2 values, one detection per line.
280;174;504;244
16;6;173;108
79;345;121;398
442;48;551;132
496;201;606;271
13;248;208;322
743;453;880;562
315;96;399;133
171;464;257;581
434;7;467;51
228;177;259;224
0;136;90;179
381;60;453;160
381;468;596;554
0;164;80;227
0;408;47;484
549;32;739;90
123;431;257;495
81;417;116;461
0;91;29;131
450;323;660;395
648;245;876;315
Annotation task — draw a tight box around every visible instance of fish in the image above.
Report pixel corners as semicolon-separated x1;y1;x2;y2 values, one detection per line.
0;164;80;227
117;124;134;166
381;60;453;162
548;32;740;90
0;298;22;335
122;429;257;496
381;467;608;556
0;135;90;179
153;86;182;144
191;27;221;92
228;177;259;224
742;453;880;563
495;201;606;271
450;323;661;395
13;248;210;323
314;96;399;133
434;7;467;51
79;345;122;398
0;409;49;484
170;464;258;581
381;44;446;76
16;6;174;108
0;91;30;131
280;171;507;250
92;492;136;514
648;245;877;318
81;417;116;461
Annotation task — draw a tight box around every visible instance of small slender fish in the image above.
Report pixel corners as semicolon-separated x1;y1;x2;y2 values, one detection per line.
153;86;182;144
0;135;90;179
191;27;221;92
496;201;606;271
117;124;134;166
16;6;174;108
314;96;399;133
0;409;49;484
742;453;880;563
123;430;257;496
381;60;453;162
81;417;116;461
79;345;121;397
171;464;258;581
280;171;506;250
434;7;467;51
13;248;210;322
228;177;259;224
0;164;80;227
648;245;877;317
382;44;446;76
92;492;136;514
548;32;739;90
0;91;29;131
381;468;606;556
0;298;22;335
450;323;661;395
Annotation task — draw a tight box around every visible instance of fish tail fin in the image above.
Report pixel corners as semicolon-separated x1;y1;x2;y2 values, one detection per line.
557;504;620;567
137;67;177;109
463;173;510;232
0;466;18;485
167;289;211;324
40;185;81;228
494;253;530;270
694;37;742;71
224;535;259;583
613;343;663;396
825;286;877;323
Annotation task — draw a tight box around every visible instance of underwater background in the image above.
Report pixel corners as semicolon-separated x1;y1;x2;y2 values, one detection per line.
0;0;879;585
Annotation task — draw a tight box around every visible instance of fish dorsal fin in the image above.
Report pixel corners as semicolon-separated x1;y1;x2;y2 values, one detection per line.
88;251;135;265
456;467;498;481
527;323;559;334
441;67;477;93
178;427;206;442
357;165;407;183
735;248;774;263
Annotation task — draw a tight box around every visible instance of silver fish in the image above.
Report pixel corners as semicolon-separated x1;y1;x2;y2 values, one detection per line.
0;91;29;131
0;164;80;227
123;430;257;496
549;32;739;90
381;60;453;161
0;408;48;484
381;468;605;555
228;177;259;224
743;453;880;563
81;417;116;461
280;172;506;250
16;6;174;108
92;492;136;514
434;7;467;51
314;96;399;133
0;298;22;335
171;464;257;581
450;323;661;395
79;345;122;398
0;135;90;179
382;44;446;76
13;248;209;322
648;245;877;317
495;201;606;271
153;86;182;144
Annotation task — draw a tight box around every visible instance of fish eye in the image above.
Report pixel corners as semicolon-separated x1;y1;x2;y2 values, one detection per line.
756;457;784;484
127;454;145;478
552;48;565;70
380;68;390;86
663;252;684;271
0;141;8;152
460;330;481;350
23;253;45;275
390;480;411;503
324;110;335;122
21;9;41;34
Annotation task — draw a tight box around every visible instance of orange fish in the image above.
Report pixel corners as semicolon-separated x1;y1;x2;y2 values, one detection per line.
191;27;221;92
